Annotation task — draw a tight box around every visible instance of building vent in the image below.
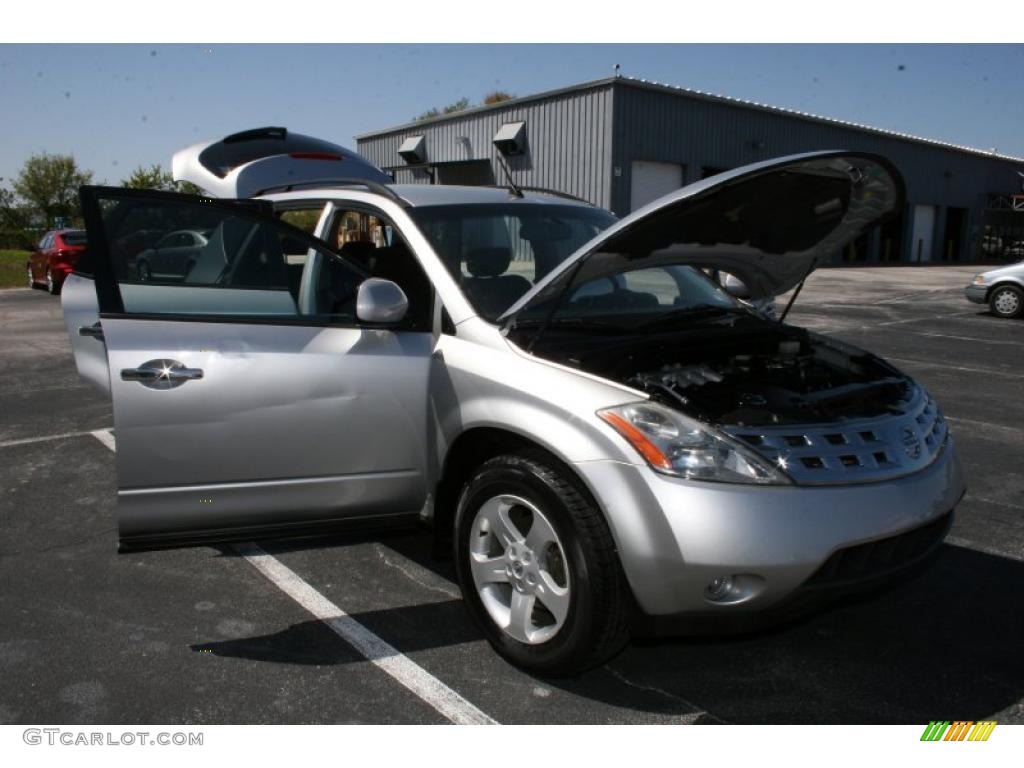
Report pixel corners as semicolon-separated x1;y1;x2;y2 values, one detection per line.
398;135;427;165
493;122;527;156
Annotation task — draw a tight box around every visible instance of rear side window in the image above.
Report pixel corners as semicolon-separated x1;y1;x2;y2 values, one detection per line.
277;207;325;235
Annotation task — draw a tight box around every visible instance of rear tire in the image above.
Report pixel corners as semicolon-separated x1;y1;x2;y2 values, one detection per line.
46;267;60;295
454;452;631;676
989;284;1024;319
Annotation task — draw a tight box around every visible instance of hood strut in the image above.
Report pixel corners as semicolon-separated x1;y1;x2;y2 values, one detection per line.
778;257;818;324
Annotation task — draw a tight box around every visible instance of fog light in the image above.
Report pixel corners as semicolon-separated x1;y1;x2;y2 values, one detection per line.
704;576;734;602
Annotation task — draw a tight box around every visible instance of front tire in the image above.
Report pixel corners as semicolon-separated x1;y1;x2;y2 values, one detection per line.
27;265;37;289
454;452;630;676
989;285;1024;318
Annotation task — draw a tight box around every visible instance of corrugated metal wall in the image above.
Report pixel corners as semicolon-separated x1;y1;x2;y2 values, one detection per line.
357;78;1024;262
611;82;1021;218
356;84;615;209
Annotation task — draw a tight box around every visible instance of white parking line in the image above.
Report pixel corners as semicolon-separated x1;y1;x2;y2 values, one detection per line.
89;429;496;726
883;356;1021;379
0;429;107;450
234;541;495;725
945;416;1024;443
90;428;117;452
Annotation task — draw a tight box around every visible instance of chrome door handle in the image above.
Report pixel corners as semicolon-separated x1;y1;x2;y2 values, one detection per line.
78;322;104;339
121;359;204;390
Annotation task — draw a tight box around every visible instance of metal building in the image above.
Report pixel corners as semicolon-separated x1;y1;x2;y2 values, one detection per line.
356;77;1024;265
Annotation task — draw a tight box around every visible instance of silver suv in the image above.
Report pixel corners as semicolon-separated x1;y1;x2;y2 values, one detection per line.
63;129;964;675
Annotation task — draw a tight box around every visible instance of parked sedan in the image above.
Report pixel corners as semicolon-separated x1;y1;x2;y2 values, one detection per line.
134;229;210;282
965;261;1024;318
27;229;87;295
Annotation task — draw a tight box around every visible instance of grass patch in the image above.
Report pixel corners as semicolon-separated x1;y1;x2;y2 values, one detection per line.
0;250;31;289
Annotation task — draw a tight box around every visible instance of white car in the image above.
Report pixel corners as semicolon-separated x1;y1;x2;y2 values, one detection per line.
965;260;1024;318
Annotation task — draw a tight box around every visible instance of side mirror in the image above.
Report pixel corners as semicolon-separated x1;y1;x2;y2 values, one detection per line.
356;278;409;324
720;272;752;299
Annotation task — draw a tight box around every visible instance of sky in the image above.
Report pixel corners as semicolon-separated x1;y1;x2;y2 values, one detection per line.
1;44;1023;188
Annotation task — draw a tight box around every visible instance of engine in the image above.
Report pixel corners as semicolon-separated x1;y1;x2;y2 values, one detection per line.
625;336;911;427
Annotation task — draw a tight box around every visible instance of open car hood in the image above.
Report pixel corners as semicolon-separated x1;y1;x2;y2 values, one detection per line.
499;151;905;322
172;126;391;198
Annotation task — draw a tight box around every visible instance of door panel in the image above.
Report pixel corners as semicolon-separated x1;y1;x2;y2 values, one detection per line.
77;186;432;548
106;318;430;543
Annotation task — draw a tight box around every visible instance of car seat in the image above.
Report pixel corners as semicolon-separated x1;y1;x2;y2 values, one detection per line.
461;247;532;319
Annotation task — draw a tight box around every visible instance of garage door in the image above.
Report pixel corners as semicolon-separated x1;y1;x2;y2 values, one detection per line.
912;204;937;262
630;161;684;212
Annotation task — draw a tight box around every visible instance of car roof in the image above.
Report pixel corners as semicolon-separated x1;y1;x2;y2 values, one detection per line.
261;184;596;209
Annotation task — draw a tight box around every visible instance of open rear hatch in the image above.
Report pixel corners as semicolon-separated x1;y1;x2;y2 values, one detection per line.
172;126;391;198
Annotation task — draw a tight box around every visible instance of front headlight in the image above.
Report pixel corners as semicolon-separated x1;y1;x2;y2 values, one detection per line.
597;402;791;485
973;274;987;285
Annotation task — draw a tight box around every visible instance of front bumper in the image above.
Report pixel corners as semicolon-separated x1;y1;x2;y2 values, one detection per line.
964;284;988;304
574;439;965;617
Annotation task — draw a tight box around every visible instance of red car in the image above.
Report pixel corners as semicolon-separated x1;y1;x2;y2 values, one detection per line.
27;229;87;295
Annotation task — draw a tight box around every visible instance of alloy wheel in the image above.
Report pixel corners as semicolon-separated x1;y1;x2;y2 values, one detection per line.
993;288;1021;316
46;268;54;294
468;494;571;645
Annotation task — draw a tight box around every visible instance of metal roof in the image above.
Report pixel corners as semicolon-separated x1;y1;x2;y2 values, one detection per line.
356;76;1024;165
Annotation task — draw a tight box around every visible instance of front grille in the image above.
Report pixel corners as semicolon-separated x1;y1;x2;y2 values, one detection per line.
803;511;953;588
725;388;948;485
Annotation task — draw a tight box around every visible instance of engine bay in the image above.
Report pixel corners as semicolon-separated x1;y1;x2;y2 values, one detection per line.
526;318;913;427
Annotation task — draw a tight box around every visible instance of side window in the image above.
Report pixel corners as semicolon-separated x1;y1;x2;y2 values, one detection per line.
95;192;363;320
277;206;325;235
323;207;432;331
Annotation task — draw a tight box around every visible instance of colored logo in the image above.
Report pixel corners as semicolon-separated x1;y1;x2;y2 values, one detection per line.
920;721;996;741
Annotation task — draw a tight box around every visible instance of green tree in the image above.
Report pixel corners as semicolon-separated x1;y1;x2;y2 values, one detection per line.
442;97;471;114
414;97;472;121
12;153;94;227
122;164;203;195
483;90;515;105
414;107;442;121
0;184;35;249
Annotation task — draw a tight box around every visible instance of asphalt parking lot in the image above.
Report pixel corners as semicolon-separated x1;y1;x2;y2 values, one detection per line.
1;265;1022;725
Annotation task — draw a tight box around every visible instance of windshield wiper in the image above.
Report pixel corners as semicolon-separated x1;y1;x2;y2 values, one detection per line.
633;304;744;330
530;316;622;332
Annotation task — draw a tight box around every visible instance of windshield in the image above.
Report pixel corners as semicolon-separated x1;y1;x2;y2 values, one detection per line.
511;255;741;332
409;203;617;321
